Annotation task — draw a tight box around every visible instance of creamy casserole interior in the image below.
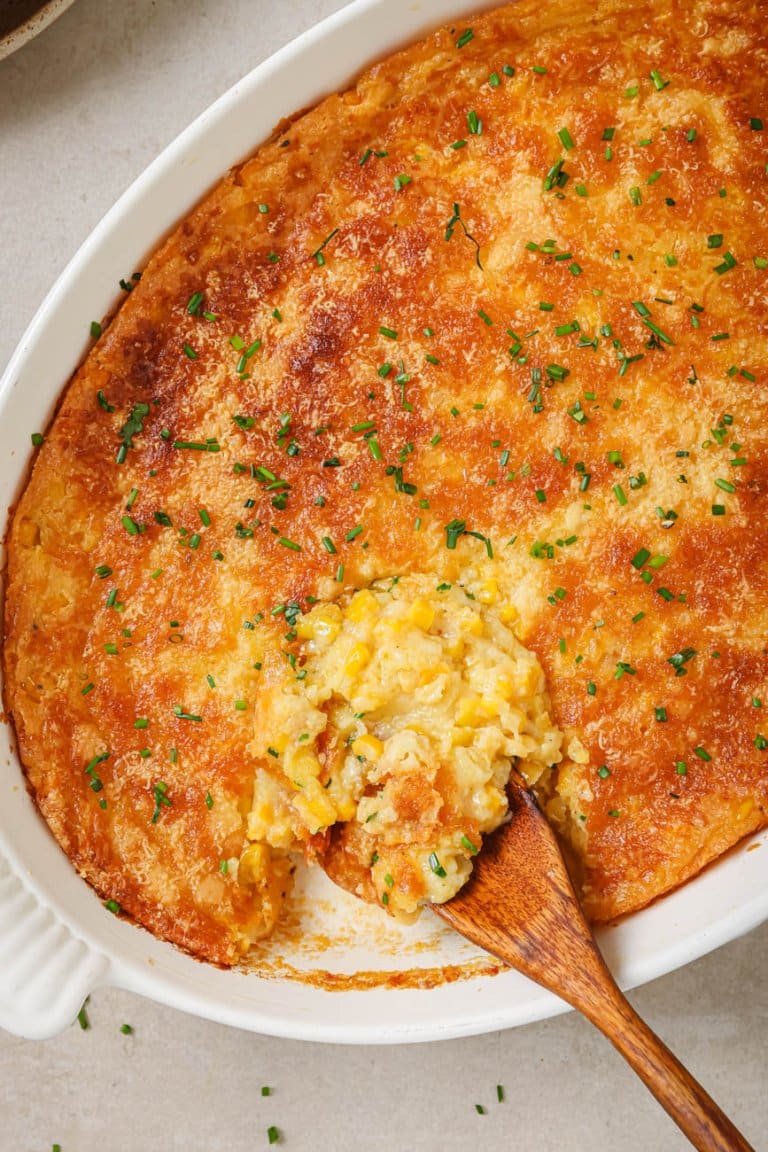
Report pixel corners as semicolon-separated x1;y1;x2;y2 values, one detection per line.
244;574;563;925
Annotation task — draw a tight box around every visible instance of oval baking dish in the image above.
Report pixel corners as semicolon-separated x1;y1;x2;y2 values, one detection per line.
1;0;767;1042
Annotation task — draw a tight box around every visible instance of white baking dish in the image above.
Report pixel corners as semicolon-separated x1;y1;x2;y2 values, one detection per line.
1;0;766;1044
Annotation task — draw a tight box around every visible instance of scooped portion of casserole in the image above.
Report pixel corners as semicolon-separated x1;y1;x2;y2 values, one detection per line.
246;575;562;919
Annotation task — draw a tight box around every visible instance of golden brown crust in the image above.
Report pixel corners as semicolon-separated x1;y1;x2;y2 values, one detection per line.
4;0;768;962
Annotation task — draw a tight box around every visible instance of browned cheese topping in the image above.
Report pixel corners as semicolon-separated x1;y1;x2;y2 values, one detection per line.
4;0;768;964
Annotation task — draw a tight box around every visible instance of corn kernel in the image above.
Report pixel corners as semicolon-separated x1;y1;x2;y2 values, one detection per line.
515;665;537;694
462;614;484;637
343;641;371;680
289;748;322;785
478;579;498;605
407;598;435;630
345;588;380;623
334;796;357;822
446;636;465;659
239;842;270;885
499;603;518;624
494;674;515;700
456;694;483;726
351;733;384;761
296;604;341;642
294;781;337;831
451;726;473;747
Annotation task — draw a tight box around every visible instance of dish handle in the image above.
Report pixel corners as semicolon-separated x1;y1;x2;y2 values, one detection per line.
0;851;107;1039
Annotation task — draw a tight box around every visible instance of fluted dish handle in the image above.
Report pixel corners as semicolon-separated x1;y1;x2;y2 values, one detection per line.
0;852;108;1039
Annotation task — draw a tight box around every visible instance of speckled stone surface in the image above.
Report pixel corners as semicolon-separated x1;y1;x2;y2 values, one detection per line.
1;2;766;1148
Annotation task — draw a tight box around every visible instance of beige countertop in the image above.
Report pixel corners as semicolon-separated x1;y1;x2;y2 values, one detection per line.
1;2;766;1148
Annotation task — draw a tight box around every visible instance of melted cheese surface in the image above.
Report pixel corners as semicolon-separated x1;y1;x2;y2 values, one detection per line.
4;0;768;963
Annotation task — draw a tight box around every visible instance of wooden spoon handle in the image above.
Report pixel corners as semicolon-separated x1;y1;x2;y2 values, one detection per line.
581;983;755;1152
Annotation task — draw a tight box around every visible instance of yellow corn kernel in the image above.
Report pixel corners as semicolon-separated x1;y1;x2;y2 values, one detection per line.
407;598;435;631
345;588;380;623
289;748;322;786
238;842;270;885
344;641;371;680
334;796;357;822
477;579;498;605
494;674;515;700
456;694;483;726
351;733;384;761
499;602;518;624
446;636;466;659
462;613;484;637
514;664;537;694
296;604;341;642
451;726;473;747
294;781;337;832
479;694;502;718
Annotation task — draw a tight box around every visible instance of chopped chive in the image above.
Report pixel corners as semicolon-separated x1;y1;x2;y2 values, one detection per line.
643;318;674;345
557;126;575;151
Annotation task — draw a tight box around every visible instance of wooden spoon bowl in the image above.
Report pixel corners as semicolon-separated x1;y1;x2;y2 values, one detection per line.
432;774;755;1152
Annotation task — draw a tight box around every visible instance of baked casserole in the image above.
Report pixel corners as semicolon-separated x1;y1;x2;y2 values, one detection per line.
3;0;768;965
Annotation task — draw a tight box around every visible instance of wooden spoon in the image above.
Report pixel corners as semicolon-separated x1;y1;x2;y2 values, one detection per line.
432;774;755;1152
